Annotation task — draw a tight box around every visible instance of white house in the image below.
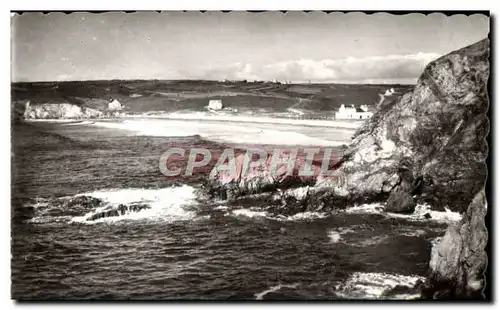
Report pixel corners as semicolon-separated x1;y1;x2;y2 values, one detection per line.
108;99;123;111
207;99;223;110
383;88;396;96
335;104;373;120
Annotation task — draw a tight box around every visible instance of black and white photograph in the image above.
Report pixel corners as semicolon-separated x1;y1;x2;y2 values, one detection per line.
10;11;490;300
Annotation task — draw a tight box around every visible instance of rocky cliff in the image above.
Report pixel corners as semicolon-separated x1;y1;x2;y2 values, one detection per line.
314;38;489;214
205;39;489;298
208;39;488;213
420;190;488;299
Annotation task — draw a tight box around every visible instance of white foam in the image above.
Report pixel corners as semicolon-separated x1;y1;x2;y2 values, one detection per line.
335;272;424;299
328;231;342;243
400;229;427;237
344;203;385;214
280;186;311;200
62;120;95;126
228;207;326;222
344;203;462;223
328;226;392;247
230;209;268;218
128;112;363;129
287;108;305;115
386;204;462;223
92;119;347;146
71;185;198;224
355;235;389;247
280;211;327;221
254;283;299;300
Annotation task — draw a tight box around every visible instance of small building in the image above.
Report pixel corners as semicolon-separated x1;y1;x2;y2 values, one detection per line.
108;99;123;111
335;104;373;120
383;88;396;96
207;99;223;110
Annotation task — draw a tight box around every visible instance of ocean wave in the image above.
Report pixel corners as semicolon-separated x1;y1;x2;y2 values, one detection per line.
387;204;462;223
275;211;327;221
327;227;388;247
127;112;363;129
227;208;326;222
328;231;343;243
214;205;229;211
92;118;346;146
344;203;462;223
28;215;74;224
254;283;299;300
62;120;96;126
344;203;385;214
70;185;198;224
335;272;424;300
400;229;427;237
229;209;268;218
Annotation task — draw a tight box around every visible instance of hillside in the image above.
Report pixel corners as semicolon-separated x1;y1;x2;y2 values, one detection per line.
12;80;413;118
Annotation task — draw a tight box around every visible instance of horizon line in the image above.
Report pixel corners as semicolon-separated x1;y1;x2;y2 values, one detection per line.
11;78;416;86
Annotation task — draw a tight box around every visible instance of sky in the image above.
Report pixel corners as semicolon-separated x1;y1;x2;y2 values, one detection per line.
11;11;489;84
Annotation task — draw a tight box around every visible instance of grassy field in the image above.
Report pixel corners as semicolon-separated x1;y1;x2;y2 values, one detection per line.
12;80;414;117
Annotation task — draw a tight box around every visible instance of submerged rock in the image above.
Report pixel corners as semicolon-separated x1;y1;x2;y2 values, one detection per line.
61;196;104;216
385;191;416;214
65;196;103;209
86;204;150;221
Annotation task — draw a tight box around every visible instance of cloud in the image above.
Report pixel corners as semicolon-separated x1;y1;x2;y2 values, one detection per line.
191;52;441;84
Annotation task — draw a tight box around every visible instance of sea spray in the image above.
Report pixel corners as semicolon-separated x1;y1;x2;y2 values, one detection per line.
70;185;198;223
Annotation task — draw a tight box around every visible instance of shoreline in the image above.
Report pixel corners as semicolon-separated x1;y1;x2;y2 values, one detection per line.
23;113;365;130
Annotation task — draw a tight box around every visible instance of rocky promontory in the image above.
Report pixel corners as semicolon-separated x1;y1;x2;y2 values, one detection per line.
208;38;488;213
205;38;489;298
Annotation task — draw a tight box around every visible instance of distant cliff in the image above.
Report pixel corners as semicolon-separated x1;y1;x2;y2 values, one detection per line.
19;99;126;120
22;102;104;119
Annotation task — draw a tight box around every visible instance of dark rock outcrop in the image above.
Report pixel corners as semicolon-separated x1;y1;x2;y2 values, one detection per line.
385;191;416;214
315;38;489;213
420;190;487;299
86;203;150;221
205;150;334;201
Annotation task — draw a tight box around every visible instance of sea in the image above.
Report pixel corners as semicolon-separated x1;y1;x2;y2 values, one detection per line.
11;115;459;300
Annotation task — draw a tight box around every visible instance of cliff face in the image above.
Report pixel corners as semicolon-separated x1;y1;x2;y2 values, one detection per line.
316;38;489;213
420;190;487;298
